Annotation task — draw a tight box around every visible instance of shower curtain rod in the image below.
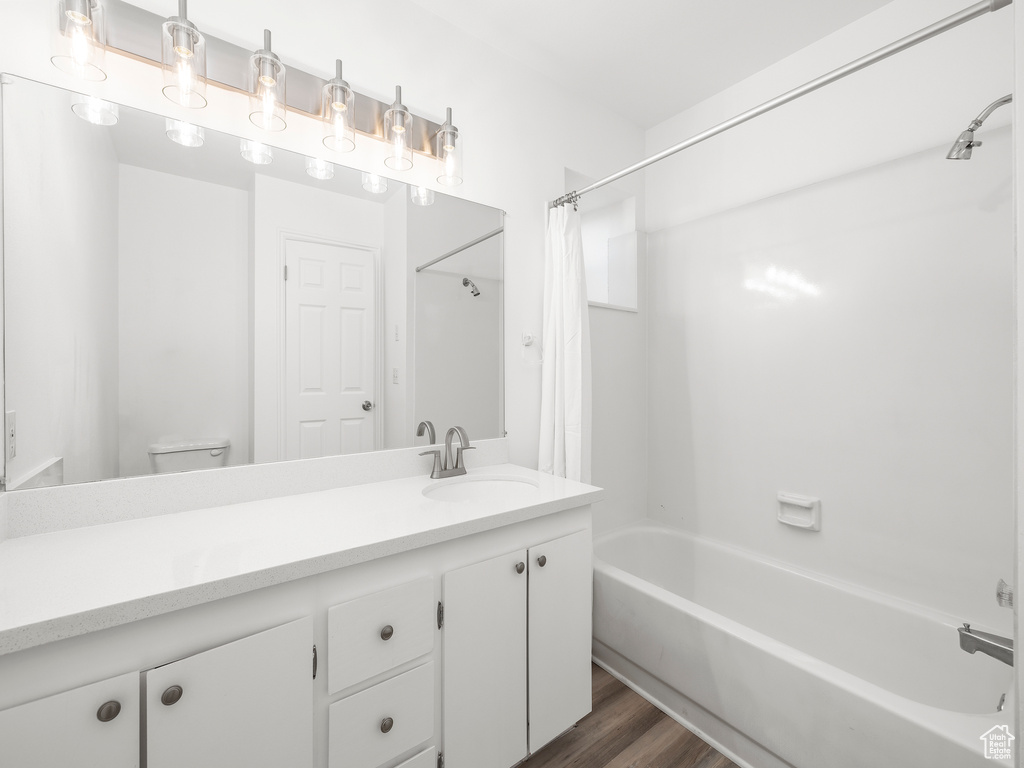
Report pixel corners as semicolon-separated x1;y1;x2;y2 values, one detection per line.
551;0;1012;209
415;226;505;272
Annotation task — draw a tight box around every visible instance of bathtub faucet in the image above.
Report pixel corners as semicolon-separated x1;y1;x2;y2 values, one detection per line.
958;624;1013;667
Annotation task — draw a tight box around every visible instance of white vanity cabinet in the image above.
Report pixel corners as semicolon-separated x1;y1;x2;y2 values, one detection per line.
145;617;313;768
442;528;592;768
0;670;140;768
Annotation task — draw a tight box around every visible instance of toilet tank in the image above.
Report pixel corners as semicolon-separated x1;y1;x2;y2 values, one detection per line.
148;438;230;474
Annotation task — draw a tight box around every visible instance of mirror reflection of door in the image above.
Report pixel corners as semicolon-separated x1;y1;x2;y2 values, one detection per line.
284;239;377;459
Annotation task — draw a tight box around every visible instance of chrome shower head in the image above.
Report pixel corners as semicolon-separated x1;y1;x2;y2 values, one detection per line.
946;129;979;160
462;277;480;297
946;94;1012;160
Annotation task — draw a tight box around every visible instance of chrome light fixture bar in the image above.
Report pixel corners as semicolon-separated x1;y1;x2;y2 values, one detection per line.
103;0;445;156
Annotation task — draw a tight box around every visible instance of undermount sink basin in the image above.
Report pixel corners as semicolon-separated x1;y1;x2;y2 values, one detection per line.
422;474;541;504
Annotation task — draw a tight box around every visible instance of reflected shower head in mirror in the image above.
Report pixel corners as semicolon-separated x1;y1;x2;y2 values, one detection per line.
463;277;480;297
946;94;1012;160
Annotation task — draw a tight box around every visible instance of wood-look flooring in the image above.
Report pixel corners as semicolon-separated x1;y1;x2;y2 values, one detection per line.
522;664;739;768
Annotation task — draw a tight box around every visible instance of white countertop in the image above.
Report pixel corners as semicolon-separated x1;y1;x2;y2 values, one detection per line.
0;465;603;656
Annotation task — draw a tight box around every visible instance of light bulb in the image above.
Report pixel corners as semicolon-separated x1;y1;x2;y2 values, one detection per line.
166;119;204;147
70;93;118;126
410;186;434;206
305;157;334;181
52;0;106;81
161;12;207;108
240;138;273;165
362;172;388;194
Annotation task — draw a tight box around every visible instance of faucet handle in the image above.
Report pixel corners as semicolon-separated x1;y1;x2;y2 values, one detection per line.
454;445;476;469
419;450;444;479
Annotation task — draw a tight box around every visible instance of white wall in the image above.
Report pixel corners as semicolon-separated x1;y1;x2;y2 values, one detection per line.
381;192;410;450
2;77;119;486
118;165;250;477
645;0;1014;628
252;174;384;462
0;0;647;477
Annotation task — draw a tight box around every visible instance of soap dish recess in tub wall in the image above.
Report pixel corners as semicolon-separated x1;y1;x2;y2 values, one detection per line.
777;492;821;531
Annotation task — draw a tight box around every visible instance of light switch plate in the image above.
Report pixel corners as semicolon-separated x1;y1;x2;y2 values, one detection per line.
5;411;15;460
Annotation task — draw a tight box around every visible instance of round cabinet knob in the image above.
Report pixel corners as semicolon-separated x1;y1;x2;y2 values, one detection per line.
380;716;394;733
537;555;547;568
515;562;525;574
380;624;394;641
362;401;373;411
161;685;184;706
96;700;121;722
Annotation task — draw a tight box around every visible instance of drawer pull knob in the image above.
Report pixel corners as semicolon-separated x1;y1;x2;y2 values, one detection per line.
161;685;184;706
537;555;547;567
380;624;394;641
515;562;525;574
380;716;394;733
96;700;121;722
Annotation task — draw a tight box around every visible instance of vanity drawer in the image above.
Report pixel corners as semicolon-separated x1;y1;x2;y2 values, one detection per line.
327;576;434;693
328;662;434;768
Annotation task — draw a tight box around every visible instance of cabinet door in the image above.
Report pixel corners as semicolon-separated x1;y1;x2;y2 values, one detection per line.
146;617;313;768
443;548;528;768
528;529;592;751
0;670;139;768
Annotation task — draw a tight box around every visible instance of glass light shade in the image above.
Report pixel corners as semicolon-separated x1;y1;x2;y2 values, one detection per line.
249;52;287;131
321;81;355;153
51;0;106;82
166;118;204;147
70;92;118;125
161;18;207;108
240;138;273;165
305;157;334;181
410;186;435;206
361;172;388;194
383;105;413;171
436;126;463;186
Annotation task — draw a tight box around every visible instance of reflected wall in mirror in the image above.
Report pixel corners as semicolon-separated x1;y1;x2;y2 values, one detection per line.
2;75;503;489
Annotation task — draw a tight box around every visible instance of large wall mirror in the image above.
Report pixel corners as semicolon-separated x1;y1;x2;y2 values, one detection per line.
2;75;503;489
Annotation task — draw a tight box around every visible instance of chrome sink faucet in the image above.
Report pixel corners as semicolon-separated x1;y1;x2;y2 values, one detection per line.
420;425;474;479
416;420;436;445
958;624;1013;667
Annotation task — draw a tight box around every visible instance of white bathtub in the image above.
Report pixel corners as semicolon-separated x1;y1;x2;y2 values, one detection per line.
592;523;1014;768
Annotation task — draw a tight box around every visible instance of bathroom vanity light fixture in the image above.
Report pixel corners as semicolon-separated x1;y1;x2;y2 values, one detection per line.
410;186;435;206
435;107;462;186
322;60;355;153
240;138;273;164
166;118;204;147
70;92;118;125
161;0;207;108
383;86;413;171
305;156;334;180
52;0;107;81
249;29;286;131
362;172;388;194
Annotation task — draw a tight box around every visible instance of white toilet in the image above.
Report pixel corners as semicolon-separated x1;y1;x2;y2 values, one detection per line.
148;438;231;474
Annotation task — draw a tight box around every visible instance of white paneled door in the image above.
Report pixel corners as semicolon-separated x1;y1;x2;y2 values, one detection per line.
285;239;377;459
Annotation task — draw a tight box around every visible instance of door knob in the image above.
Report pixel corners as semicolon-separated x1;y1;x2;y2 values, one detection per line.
362;401;373;411
515;562;525;574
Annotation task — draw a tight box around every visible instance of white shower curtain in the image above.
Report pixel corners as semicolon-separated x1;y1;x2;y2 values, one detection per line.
539;204;592;483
